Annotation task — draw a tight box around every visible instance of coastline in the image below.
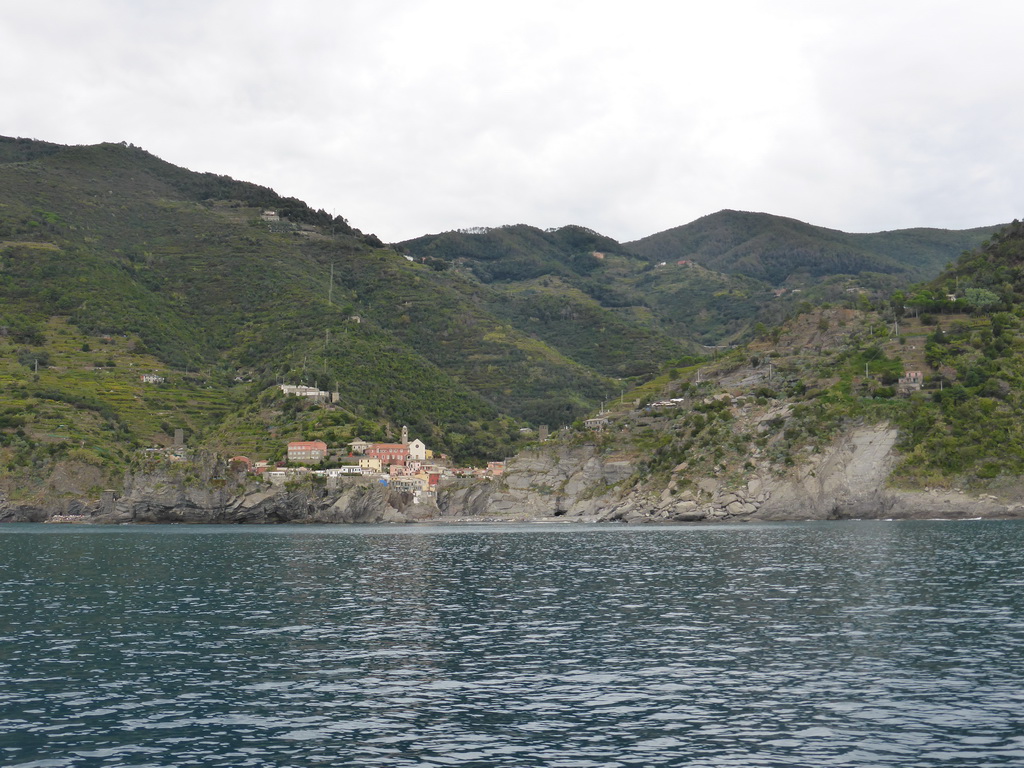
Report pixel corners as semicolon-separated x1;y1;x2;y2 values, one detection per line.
4;484;1024;526
5;424;1023;526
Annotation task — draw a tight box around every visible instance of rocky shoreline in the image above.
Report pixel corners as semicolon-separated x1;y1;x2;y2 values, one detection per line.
3;423;1024;525
437;425;1024;524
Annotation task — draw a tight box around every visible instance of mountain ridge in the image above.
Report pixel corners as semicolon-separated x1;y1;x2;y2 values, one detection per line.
626;208;1002;285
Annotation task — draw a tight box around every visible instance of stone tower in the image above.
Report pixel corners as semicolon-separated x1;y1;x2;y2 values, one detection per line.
401;425;409;445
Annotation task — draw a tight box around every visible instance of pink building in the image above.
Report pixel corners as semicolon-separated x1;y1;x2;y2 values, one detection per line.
898;371;925;392
287;440;328;464
367;443;410;466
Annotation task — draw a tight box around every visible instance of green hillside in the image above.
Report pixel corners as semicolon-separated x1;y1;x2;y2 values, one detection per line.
400;215;998;350
400;224;697;370
402;224;631;282
588;218;1024;495
0;138;632;493
400;223;776;350
0;134;1015;504
627;209;1001;285
633;262;782;344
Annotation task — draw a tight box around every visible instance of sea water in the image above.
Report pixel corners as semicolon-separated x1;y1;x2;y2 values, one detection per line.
1;521;1023;767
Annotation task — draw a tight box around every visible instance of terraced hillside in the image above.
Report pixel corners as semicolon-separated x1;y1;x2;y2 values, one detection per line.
0;134;1013;506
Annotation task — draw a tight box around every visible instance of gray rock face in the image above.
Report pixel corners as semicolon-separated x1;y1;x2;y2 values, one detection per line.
0;500;68;523
756;424;899;520
4;423;1023;526
441;423;1024;524
438;445;634;521
0;473;432;525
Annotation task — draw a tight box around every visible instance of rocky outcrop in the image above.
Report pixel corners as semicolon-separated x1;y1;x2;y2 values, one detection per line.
756;423;900;520
441;423;1024;524
440;427;903;524
438;445;635;520
0;495;97;523
0;473;438;525
882;489;1023;519
5;423;1024;525
104;475;441;524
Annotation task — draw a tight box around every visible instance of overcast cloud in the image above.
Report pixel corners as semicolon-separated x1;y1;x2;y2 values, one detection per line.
2;0;1023;242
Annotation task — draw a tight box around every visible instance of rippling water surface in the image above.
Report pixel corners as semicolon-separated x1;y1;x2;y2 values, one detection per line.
2;521;1024;767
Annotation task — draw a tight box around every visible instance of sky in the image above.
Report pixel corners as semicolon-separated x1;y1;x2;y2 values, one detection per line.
3;0;1024;243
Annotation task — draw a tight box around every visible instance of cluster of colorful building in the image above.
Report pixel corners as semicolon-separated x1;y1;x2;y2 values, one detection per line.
230;425;504;502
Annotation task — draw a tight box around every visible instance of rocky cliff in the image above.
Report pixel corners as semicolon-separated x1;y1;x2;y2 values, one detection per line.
0;472;439;525
4;423;1023;526
437;445;634;520
438;423;1024;523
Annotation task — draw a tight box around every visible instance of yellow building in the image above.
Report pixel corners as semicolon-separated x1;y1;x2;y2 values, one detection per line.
358;456;383;473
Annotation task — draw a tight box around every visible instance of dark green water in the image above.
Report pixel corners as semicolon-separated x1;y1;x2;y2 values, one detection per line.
1;521;1023;767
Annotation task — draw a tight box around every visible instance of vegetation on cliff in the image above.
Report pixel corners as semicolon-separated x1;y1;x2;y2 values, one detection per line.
0;134;1012;505
564;221;1024;500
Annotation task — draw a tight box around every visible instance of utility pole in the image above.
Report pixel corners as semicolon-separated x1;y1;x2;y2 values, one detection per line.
328;263;334;305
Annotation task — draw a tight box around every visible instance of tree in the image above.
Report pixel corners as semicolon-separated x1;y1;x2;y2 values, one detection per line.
890;291;907;318
962;287;999;310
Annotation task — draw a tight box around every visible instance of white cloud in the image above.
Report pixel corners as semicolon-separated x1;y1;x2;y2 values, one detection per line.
2;0;1023;242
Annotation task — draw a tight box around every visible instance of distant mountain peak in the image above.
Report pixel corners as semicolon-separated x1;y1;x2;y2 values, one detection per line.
626;210;1003;286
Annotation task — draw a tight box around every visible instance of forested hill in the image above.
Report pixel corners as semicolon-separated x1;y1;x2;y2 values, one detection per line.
0;135;1009;503
0;137;644;491
561;216;1024;514
399;214;998;349
943;219;1024;299
626;209;1003;285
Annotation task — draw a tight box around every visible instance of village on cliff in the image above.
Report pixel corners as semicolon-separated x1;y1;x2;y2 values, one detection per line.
207;384;505;503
